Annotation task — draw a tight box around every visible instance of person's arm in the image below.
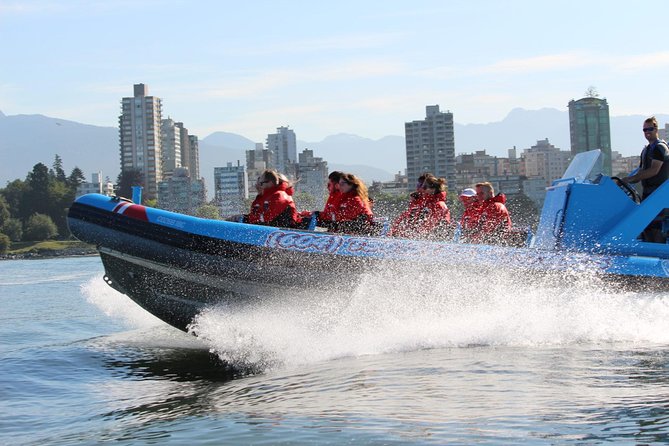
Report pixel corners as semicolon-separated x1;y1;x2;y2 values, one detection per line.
623;159;663;183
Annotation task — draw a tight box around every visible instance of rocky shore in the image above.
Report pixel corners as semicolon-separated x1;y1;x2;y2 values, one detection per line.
0;246;99;260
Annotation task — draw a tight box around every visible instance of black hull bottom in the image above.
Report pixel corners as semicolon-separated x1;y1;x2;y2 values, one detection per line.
101;250;223;332
99;247;364;332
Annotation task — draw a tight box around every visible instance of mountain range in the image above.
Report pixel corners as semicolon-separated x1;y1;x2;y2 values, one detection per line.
2;108;667;198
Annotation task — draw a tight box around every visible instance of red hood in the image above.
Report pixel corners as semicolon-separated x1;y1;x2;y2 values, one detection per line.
277;182;294;196
492;193;506;204
424;191;447;204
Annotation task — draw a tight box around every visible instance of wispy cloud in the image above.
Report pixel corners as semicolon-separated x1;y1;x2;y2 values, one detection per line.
0;1;63;14
199;59;405;99
477;51;595;75
413;51;596;81
219;32;406;57
612;51;669;73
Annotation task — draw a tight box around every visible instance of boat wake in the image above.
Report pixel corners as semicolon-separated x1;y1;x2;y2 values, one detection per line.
82;268;669;373
187;266;669;371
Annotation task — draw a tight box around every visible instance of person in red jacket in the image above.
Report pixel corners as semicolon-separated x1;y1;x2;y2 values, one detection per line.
316;171;344;228
458;187;481;242
470;181;512;244
331;173;374;234
245;169;301;228
390;175;451;239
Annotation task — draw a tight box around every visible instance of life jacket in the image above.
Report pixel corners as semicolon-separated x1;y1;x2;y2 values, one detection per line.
471;195;512;243
641;139;669;190
246;183;301;228
320;190;342;222
390;191;451;239
329;191;374;234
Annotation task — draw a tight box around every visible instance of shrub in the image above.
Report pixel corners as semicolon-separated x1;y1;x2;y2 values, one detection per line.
23;213;58;241
2;218;23;242
0;233;10;254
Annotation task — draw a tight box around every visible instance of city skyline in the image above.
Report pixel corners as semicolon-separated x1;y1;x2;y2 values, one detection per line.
2;1;668;143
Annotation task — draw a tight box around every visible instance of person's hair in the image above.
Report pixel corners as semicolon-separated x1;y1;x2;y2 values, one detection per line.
259;169;282;186
276;172;296;187
423;176;447;193
340;173;369;204
475;181;494;196
645;116;658;129
328;171;344;183
418;172;433;183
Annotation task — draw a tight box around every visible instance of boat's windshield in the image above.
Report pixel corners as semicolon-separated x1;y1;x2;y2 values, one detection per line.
558;149;603;184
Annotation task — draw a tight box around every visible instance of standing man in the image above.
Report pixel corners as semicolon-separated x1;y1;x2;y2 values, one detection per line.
623;116;669;200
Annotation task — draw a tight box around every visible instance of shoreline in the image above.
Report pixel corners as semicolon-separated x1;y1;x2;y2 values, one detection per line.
0;247;99;261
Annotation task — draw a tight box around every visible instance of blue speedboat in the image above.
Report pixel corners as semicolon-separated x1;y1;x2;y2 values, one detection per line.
67;150;669;332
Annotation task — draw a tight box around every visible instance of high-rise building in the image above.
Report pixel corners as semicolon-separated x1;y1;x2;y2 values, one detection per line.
161;118;182;180
404;105;456;190
187;134;200;179
214;162;249;217
266;126;297;176
296;149;328;208
119;84;163;199
246;143;272;196
157;167;206;215
568;96;612;175
522;138;572;186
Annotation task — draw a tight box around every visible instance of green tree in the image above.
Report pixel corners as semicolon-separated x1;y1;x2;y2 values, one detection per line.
48;178;73;236
195;204;222;220
506;193;539;229
2;218;23;242
24;163;52;218
67;167;86;192
116;169;143;200
0;195;9;228
293;192;318;212
52;154;67;183
1;179;27;220
0;233;10;255
24;213;58;241
368;191;408;220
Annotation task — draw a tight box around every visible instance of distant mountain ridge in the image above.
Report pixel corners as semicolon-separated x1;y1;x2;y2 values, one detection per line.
3;109;668;197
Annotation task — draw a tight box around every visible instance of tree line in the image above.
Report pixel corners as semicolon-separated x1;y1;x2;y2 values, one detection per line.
0;155;86;252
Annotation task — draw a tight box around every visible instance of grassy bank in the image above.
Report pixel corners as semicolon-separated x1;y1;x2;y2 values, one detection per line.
5;240;98;258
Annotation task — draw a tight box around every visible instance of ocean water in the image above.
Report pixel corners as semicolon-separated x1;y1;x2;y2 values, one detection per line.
2;256;669;445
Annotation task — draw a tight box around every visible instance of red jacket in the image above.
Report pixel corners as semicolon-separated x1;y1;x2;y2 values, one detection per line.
467;193;511;243
334;191;373;223
460;200;481;236
324;191;373;234
246;183;301;227
319;190;342;223
390;191;451;239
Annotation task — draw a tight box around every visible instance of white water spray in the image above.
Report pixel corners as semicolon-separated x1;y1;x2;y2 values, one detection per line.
190;265;669;370
80;274;163;329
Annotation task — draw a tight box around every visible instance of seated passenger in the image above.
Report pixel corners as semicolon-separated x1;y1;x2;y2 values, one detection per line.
245;169;301;228
470;182;512;244
458;187;481;242
409;172;433;205
317;171;344;227
390;175;452;239
330;173;374;234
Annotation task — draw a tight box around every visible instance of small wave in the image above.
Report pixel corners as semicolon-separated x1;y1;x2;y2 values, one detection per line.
0;271;96;286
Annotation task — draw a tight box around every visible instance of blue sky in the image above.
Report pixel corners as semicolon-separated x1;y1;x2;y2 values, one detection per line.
1;0;668;142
